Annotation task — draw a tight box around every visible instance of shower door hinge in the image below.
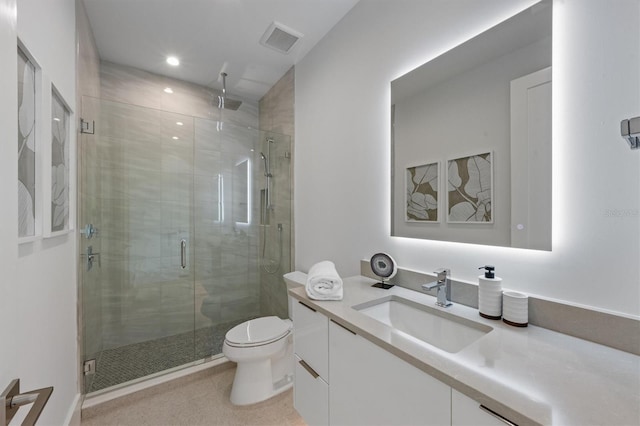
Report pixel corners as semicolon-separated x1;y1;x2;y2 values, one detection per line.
80;118;95;134
83;359;96;376
284;151;291;159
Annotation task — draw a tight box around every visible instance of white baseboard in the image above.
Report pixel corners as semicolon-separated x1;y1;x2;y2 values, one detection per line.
64;393;82;426
82;357;230;410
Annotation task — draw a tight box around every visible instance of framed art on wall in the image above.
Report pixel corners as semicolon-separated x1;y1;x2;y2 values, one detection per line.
17;45;40;241
405;161;439;222
47;87;71;236
447;152;493;223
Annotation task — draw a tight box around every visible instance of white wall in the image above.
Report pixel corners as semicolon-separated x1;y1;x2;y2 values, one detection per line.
0;0;78;424
295;0;640;316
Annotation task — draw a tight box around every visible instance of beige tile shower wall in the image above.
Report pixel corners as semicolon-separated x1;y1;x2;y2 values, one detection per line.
99;61;259;129
259;67;295;318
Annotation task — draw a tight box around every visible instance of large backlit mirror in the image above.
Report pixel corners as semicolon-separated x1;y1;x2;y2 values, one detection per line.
391;1;552;250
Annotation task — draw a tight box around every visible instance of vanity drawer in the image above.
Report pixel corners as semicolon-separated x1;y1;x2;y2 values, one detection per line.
294;354;329;426
293;300;329;381
452;389;516;426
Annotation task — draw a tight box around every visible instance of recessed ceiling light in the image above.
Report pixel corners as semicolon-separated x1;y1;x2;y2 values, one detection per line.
176;121;183;126
164;87;173;94
53;117;60;122
172;136;179;140
166;56;180;66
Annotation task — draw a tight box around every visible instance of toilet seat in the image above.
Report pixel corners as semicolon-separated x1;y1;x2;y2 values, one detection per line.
225;316;291;348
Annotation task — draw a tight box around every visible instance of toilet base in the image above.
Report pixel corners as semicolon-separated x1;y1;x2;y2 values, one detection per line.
225;332;294;406
230;361;293;405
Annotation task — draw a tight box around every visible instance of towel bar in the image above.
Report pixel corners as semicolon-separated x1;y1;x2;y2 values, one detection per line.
1;379;53;426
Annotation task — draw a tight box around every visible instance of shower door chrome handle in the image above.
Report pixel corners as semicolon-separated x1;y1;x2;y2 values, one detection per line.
180;239;186;269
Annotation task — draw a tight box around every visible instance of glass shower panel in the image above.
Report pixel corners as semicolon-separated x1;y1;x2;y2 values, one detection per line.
193;119;262;358
81;97;196;393
258;132;292;320
79;96;103;393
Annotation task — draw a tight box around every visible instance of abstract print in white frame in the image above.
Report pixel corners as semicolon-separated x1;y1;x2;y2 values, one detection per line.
49;88;70;235
447;152;493;223
406;161;439;222
17;46;37;239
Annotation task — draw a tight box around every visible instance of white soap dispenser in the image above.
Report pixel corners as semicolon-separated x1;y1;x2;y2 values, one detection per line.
478;265;502;320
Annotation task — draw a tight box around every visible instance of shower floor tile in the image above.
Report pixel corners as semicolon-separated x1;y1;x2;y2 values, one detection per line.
88;317;256;393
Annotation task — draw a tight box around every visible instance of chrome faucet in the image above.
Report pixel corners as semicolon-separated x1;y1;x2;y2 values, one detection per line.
421;268;452;307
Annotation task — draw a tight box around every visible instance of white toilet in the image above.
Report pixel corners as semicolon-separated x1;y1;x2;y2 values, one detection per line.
223;316;293;405
222;272;305;405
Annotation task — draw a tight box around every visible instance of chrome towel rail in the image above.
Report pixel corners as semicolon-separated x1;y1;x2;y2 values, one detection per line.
1;379;53;426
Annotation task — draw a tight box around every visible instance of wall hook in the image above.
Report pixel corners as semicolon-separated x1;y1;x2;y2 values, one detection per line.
620;117;639;150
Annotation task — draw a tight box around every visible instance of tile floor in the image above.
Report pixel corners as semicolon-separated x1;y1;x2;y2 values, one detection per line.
81;363;305;426
86;319;253;392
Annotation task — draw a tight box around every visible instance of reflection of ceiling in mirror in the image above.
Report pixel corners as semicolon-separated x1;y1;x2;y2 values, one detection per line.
391;2;552;105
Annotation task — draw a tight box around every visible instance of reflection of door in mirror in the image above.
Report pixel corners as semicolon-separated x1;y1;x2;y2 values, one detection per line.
510;67;552;250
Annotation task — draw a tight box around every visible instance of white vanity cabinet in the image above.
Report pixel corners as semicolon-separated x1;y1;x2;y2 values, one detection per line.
452;389;515;426
292;300;511;426
292;300;329;426
328;319;451;426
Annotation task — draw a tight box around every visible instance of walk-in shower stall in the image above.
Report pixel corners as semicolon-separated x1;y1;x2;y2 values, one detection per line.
79;96;291;393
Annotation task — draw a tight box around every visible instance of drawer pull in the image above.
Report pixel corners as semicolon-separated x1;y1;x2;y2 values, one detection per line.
479;405;518;426
298;301;316;312
330;319;356;335
299;359;320;379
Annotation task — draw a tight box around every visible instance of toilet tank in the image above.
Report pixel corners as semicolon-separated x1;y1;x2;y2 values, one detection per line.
283;271;307;319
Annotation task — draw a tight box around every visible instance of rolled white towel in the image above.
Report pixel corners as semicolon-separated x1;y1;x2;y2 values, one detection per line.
306;261;343;301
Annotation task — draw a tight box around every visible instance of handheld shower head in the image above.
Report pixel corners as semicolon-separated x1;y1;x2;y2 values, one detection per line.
260;152;271;177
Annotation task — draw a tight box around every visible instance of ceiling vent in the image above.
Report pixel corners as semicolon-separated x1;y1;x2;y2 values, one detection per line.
260;22;303;54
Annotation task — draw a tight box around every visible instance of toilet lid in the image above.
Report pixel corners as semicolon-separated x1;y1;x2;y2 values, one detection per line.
225;316;291;346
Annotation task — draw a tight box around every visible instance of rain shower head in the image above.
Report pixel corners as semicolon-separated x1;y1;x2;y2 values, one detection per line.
217;72;242;111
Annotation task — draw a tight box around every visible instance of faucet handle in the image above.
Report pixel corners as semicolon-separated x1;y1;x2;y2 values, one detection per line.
434;268;450;280
429;268;452;307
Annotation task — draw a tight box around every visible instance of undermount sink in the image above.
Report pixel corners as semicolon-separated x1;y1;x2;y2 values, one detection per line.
353;295;492;353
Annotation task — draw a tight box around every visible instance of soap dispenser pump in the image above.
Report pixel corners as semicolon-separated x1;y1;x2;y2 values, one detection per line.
481;265;495;279
478;265;502;320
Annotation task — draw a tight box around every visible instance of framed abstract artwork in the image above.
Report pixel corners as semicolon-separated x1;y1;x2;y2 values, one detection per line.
18;45;39;240
447;152;493;223
47;87;71;236
405;162;439;222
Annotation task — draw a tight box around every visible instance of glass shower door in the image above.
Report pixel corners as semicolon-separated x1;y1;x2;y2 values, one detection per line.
80;97;196;393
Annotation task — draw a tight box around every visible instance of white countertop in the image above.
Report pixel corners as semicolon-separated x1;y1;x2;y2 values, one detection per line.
288;275;640;425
